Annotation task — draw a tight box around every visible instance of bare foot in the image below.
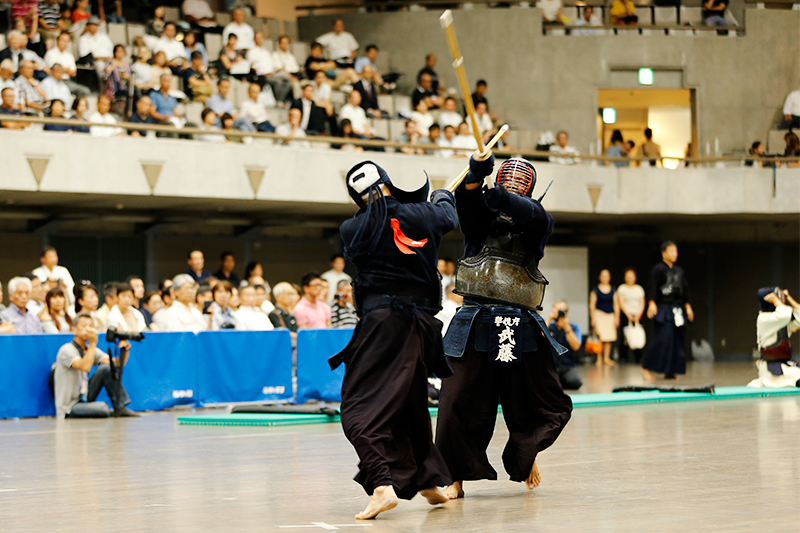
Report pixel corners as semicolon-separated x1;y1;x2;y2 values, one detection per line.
604;357;616;367
442;481;464;500
355;485;399;520
641;368;655;383
595;356;603;367
525;459;541;490
419;487;449;506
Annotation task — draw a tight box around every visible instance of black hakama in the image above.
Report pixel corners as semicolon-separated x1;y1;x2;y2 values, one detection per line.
642;304;687;375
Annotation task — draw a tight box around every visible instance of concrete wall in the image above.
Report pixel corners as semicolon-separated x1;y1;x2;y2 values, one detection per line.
298;8;800;156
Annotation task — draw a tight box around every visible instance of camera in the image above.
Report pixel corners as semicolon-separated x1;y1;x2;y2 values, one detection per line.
106;326;144;343
557;309;566;319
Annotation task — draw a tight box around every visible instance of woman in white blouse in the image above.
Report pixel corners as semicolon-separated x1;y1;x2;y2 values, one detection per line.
615;268;646;363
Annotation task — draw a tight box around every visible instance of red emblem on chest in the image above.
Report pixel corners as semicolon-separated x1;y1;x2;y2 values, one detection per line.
390;218;428;255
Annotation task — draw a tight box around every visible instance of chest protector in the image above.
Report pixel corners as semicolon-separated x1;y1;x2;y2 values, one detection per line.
454;229;548;312
761;328;792;361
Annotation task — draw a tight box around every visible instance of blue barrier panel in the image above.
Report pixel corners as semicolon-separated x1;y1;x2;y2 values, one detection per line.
296;328;354;404
196;330;293;405
0;333;71;418
120;332;200;412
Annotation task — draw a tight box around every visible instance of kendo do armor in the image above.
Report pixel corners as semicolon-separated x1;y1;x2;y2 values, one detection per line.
454;158;548;311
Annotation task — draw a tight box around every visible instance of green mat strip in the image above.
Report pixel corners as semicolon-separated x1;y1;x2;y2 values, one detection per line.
177;386;800;427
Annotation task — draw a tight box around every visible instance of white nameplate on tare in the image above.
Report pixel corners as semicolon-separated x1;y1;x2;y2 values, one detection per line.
263;386;286;395
172;389;194;399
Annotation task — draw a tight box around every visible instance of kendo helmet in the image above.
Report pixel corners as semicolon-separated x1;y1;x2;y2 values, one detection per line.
346;161;429;207
496;157;537;197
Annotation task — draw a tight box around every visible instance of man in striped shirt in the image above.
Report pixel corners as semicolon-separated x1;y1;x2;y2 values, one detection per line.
37;0;60;43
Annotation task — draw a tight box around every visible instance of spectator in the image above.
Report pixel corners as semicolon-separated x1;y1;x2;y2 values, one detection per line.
39;287;71;332
163;274;205;332
56;4;72;33
268;282;299;332
234;285;274;330
435;281;463;333
130;47;154;94
293;273;331;328
96;281;117;329
152;279;173;330
99;0;125;24
15;60;46;112
412;71;443;110
218;34;249;78
88;94;123;137
417;54;441;95
74;281;103;330
38;0;61;43
12;0;38;37
0;31;30;75
126;276;145;309
240;82;276;132
291;82;328;136
410;99;434;137
471;79;489;110
209;281;237;330
641;128;661;166
339;90;373;137
319;279;329;304
745;141;766;168
590;269;618;367
182;31;208;67
610;0;638;25
69;96;90;133
146;5;166;38
304;41;357;88
605;129;628;167
33;245;75;304
354;65;382;119
103;44;130;101
127;95;156;137
213;251;240;286
223;8;254;51
207;78;257;132
272;35;302;97
182;50;215;103
0;61;20;109
52;312;138;418
41;64;73;110
625;140;636;163
320;254;352;306
572;6;601;35
781;83;800;130
155;22;186;71
71;0;90;24
26;274;45;314
784;131;800;167
107;282;146;334
331;281;358;328
0;277;44;333
275;107;310;148
77;17;113;71
182;0;218;30
469;101;493;136
150;51;171;89
702;0;731;26
43;98;70;132
437;124;457;158
317;19;358;65
452;121;478;156
537;0;565;25
0;88;25;129
334;118;366;151
44;32;89;98
248;32;291;104
427;123;441;146
615;268;646;364
140;291;163;330
549;130;581;164
438;97;463;130
546;300;583;390
243;262;264;286
149;74;184;130
186;250;212;283
397;120;425;155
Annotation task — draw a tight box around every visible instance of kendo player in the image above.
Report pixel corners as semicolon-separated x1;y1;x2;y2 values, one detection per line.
435;154;573;499
748;287;800;388
329;161;458;519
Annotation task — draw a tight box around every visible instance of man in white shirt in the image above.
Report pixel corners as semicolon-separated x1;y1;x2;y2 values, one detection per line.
451;122;478;156
233;285;274;331
240;82;275;132
163;274;206;332
273;35;301;81
182;0;218;28
438;97;463;130
549;130;582;165
572;6;602;35
339;90;372;136
537;0;565;24
78;17;113;71
316;19;358;64
321;254;352;306
248;31;292;103
155;23;185;69
89;94;123;137
44;32;89;97
275;107;310;149
40;64;73;109
32;246;75;305
468;101;493;136
782;84;800;130
223;8;254;51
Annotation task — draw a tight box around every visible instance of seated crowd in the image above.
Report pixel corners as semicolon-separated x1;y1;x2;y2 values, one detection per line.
0;246;359;336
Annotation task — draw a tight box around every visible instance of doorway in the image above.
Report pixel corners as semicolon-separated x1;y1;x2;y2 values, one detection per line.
597;89;696;169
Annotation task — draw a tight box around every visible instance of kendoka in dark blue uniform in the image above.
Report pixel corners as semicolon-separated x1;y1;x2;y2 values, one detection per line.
329;161;458;519
435;155;573;498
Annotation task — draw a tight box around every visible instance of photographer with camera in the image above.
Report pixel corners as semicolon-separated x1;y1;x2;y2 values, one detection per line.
749;287;800;388
53;313;139;418
330;280;358;328
547;300;583;390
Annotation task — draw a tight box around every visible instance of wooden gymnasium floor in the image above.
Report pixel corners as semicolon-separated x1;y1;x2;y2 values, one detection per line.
2;361;800;532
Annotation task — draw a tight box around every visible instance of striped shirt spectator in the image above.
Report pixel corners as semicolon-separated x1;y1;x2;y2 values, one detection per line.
38;0;60;29
331;302;358;328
